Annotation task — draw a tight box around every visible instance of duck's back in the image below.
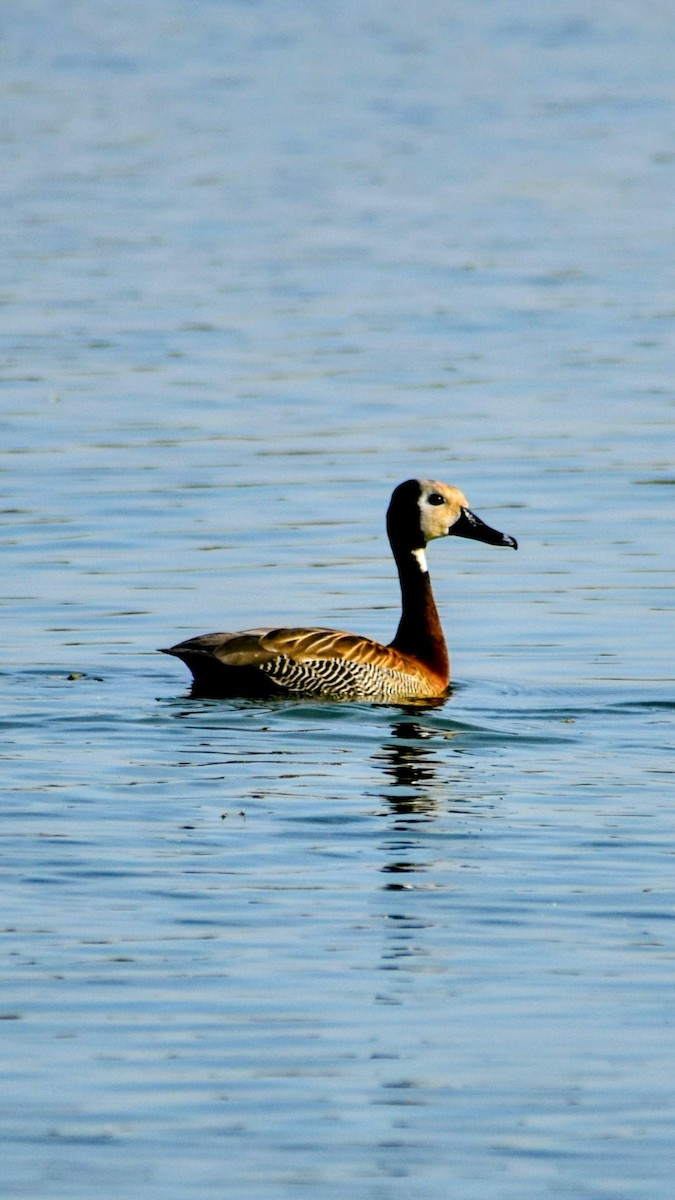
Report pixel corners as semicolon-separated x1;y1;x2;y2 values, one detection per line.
161;627;443;700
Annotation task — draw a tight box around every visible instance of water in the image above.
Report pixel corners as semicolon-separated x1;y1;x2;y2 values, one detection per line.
2;1;675;1197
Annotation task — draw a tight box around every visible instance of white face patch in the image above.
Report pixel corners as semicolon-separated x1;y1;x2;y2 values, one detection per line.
416;480;468;543
411;546;428;573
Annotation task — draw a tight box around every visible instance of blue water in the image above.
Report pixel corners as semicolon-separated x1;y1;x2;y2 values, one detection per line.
2;2;675;1197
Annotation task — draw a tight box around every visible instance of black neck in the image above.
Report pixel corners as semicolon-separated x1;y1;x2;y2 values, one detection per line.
389;545;449;679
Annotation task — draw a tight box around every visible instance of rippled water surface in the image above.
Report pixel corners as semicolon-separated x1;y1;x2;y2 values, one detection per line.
2;2;675;1198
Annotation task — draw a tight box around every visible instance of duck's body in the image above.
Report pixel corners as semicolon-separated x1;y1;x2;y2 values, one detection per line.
163;625;445;700
162;478;517;701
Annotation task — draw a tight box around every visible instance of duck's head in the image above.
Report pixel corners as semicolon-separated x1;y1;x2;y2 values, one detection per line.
387;478;518;560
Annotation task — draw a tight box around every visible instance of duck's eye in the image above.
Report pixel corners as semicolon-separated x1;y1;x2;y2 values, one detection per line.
428;492;445;506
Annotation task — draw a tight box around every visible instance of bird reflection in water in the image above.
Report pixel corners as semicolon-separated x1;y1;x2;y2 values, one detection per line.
372;715;479;898
373;717;460;822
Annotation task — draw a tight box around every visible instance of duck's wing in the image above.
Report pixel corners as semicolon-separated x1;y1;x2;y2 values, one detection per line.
163;626;411;671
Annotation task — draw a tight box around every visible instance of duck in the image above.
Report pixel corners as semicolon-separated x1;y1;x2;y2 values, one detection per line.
161;478;517;701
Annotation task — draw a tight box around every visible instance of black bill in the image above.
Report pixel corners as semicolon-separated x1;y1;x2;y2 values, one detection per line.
451;507;518;549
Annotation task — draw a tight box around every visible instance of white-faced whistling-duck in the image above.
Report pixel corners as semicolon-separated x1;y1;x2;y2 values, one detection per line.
161;478;517;701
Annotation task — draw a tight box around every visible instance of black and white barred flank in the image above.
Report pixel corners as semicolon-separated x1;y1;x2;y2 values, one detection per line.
259;654;431;700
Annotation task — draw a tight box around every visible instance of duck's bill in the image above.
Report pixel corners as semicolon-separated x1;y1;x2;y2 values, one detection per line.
451;508;518;549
